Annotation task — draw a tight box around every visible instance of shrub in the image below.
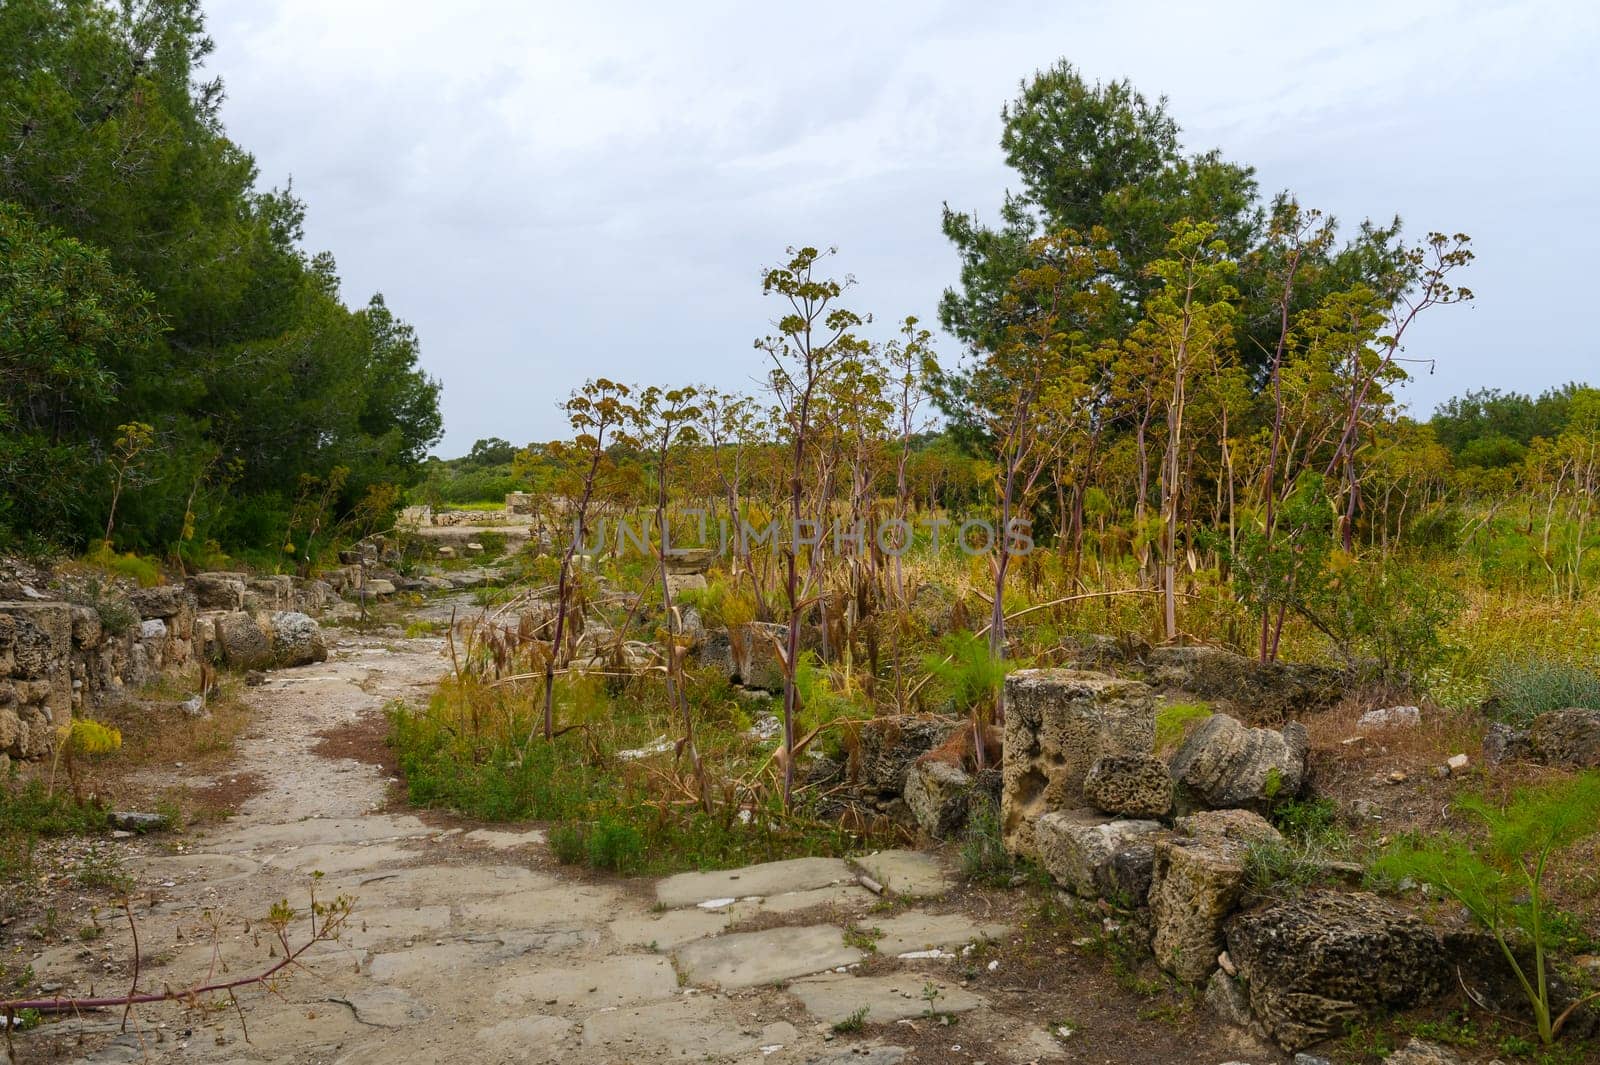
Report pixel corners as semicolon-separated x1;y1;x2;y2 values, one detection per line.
64;578;138;637
587;818;646;873
923;631;1010;717
1486;657;1600;727
80;543;162;587
548;823;587;865
1371;772;1600;1045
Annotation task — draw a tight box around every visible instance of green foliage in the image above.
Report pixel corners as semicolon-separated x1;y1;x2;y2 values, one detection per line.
1431;386;1581;467
794;652;872;742
0;1;440;554
1322;555;1463;686
387;695;872;876
1487;657;1600;727
1273;797;1341;844
1155;702;1211;751
923;632;1010;715
1371;773;1600;1045
586;819;646;873
80;544;163;587
0;779;108;838
62;577;138;636
831;1006;871;1033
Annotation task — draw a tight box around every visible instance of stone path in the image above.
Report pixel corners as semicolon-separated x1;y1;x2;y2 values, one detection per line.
20;616;1036;1065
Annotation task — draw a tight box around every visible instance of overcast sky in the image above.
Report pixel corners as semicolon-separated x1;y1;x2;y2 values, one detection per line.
205;0;1598;455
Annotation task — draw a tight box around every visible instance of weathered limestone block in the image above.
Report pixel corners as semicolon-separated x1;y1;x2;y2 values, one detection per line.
245;575;296;612
854;715;961;796
1528;707;1600;768
665;573;708;601
1034;808;1164;900
209;612;273;671
1175;808;1283;847
1145;645;1345;719
731;622;819;693
1169;713;1308;813
128;584;191;621
1482;721;1533;764
1149;835;1250;984
69;605;102;649
904;759;975;838
266;611;327;668
189;572;248;611
1083;753;1174;818
664;548;715;575
1225;891;1448;1051
0;602;74;759
1204;968;1255;1029
1001;669;1155;857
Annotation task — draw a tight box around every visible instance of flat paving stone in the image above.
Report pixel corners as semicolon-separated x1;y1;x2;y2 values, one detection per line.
803;1046;909;1065
866;911;1010;957
463;827;547;850
492;954;677;1009
345;863;554;903
328;986;432;1028
457;884;621;928
853;849;954;898
789;971;984;1024
655;856;854;908
262;840;422;876
578;996;763;1057
674;924;862;989
346;905;452;947
609;907;734;950
205;815;432;852
137;853;259;885
744;882;877;916
474;1015;573;1061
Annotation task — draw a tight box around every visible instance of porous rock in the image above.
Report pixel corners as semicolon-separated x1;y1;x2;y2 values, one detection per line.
904;759;975;838
210;612;272;671
854;715;961;796
266;611;327;668
1225;891;1448;1051
188;572;247;611
1149;835;1249;984
1145;645;1345;719
1083;753;1173;817
1002;669;1154;857
1528;707;1600;769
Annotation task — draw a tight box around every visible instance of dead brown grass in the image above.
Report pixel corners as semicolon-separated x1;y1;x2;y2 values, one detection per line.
1303;687;1486;769
101;671;255;772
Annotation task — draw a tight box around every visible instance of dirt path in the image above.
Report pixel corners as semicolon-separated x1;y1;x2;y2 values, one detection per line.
19;608;1281;1065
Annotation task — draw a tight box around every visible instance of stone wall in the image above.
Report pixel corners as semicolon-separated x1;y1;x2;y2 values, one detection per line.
0;568;340;764
0;592;195;767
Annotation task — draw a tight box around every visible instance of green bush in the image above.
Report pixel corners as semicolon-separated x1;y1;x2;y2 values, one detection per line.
587;818;646;873
1371;772;1600;1045
923;631;1010;717
548;823;587;865
1487;657;1600;727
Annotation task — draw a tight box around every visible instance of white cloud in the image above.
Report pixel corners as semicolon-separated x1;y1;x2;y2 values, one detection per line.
206;0;1600;451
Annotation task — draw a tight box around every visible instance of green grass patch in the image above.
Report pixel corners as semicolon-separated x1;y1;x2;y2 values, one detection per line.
387;686;879;876
1155;702;1211;752
1486;656;1600;726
